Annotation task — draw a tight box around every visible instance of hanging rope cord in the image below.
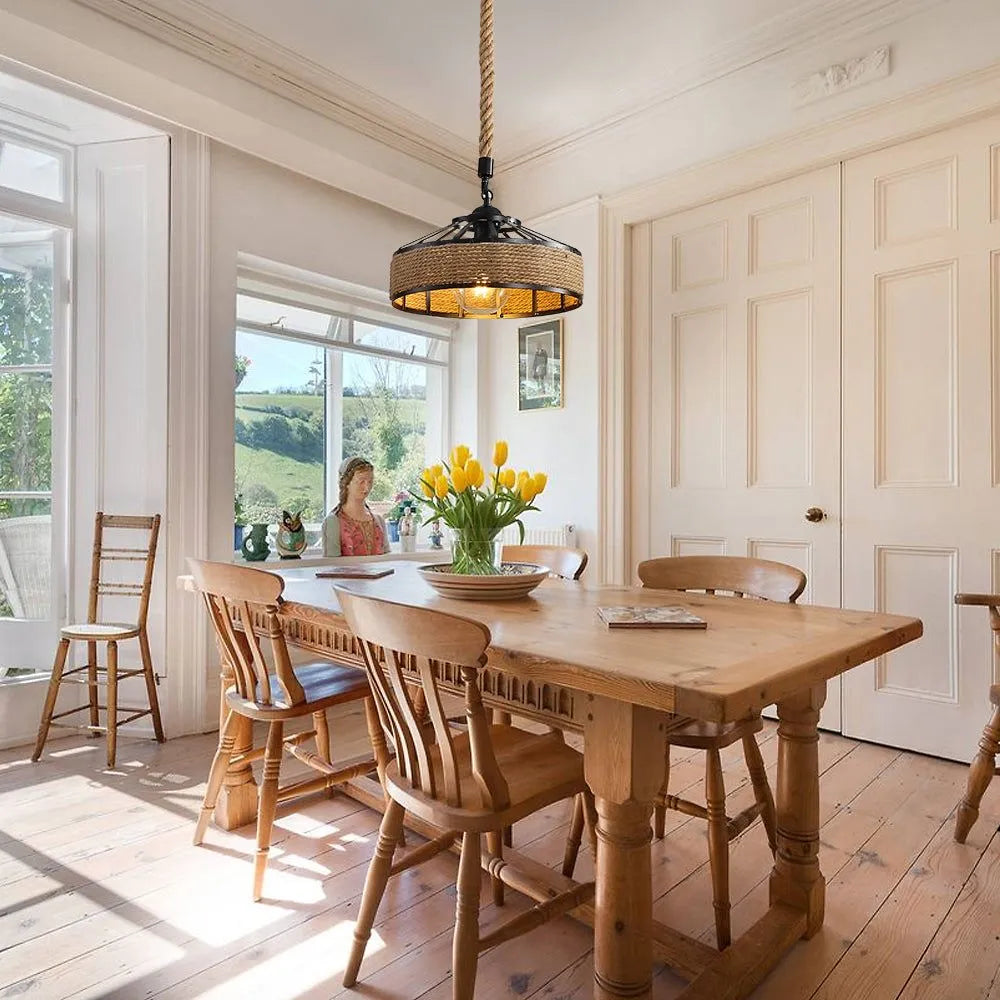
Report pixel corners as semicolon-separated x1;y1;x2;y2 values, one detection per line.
479;0;495;160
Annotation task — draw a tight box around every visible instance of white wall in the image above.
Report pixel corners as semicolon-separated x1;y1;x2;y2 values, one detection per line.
203;141;437;708
501;0;1000;219
0;0;473;224
478;200;601;563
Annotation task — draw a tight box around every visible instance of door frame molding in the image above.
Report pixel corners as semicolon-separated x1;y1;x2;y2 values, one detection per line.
598;59;1000;584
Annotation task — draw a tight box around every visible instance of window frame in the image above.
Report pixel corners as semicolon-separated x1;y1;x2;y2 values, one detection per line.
235;265;454;524
0;218;71;658
0;124;73;214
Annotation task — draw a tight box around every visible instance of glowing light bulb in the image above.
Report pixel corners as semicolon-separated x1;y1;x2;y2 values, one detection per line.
454;285;509;318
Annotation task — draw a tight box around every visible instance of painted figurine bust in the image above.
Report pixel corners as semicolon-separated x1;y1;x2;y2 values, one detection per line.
321;457;392;557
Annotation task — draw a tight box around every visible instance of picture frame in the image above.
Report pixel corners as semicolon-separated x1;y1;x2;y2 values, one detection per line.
517;318;564;411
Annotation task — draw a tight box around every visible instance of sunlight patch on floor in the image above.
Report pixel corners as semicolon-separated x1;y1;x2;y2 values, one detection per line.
178;920;382;999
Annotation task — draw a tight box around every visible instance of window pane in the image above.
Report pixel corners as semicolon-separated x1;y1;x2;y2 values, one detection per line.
0;140;62;201
343;353;427;501
0;373;52;491
354;321;436;359
0;497;51;621
0;236;54;366
237;294;341;338
235;331;326;525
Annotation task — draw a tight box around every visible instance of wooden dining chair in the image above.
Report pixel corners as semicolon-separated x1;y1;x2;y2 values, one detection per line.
953;593;1000;843
187;559;383;901
32;513;165;768
493;543;589;849
565;554;804;950
335;585;596;1000
500;544;589;581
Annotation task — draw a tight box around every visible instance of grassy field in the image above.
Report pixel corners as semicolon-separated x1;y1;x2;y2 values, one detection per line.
235;392;427;521
235;443;323;516
236;393;425;424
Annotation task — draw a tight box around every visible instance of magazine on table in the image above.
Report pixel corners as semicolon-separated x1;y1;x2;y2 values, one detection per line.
596;605;707;629
316;566;395;580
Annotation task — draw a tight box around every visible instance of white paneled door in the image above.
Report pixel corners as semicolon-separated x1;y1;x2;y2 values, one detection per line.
644;165;842;729
842;116;1000;760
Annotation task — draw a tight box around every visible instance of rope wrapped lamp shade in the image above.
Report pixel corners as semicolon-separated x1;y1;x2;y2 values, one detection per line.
389;0;583;320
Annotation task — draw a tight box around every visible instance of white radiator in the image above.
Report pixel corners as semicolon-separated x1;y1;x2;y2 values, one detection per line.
499;523;575;547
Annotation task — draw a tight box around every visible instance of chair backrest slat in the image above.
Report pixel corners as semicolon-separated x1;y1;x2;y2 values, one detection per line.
188;559;305;709
360;638;419;786
87;512;161;626
338;587;509;811
502;544;588;581
637;555;806;604
421;658;461;805
386;648;437;797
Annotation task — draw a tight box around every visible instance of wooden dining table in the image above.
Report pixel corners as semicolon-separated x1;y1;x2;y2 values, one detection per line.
181;560;921;1000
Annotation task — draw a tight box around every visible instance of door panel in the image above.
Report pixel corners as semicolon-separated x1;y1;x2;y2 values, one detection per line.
641;164;842;730
842;115;1000;760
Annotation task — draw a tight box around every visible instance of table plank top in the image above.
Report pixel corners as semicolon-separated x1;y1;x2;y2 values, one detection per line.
182;560;920;722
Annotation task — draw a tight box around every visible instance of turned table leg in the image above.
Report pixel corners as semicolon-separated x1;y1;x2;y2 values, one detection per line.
213;657;259;831
584;697;669;1000
769;683;826;937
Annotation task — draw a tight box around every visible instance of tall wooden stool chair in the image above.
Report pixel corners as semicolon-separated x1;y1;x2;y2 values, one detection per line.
33;512;165;768
565;554;804;949
188;559;384;901
954;593;1000;843
336;586;596;1000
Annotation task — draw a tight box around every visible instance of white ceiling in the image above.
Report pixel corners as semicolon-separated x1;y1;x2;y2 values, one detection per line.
188;0;906;163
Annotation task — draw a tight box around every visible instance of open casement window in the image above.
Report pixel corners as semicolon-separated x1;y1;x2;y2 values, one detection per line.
234;268;453;544
0;215;69;678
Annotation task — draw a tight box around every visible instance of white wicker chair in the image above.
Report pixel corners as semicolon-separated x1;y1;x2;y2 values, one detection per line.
0;515;51;680
0;514;51;620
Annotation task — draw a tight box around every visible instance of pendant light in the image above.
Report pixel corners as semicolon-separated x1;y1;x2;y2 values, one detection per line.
389;0;583;320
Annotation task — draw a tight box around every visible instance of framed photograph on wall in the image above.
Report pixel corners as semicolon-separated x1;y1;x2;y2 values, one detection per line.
517;318;563;411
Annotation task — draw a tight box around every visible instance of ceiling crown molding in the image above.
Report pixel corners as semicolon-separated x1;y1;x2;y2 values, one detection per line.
71;0;477;178
70;0;942;180
505;0;941;169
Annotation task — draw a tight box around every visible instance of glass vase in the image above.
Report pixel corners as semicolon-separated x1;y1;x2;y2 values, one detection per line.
451;531;503;575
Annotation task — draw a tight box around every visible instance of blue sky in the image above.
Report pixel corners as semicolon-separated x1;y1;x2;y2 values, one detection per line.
236;330;423;393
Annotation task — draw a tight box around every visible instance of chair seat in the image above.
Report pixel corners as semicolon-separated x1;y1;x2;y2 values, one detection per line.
386;725;586;833
665;715;763;750
226;660;369;719
60;621;140;641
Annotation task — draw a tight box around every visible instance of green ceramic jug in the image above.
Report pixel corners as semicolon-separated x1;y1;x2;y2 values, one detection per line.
241;523;270;562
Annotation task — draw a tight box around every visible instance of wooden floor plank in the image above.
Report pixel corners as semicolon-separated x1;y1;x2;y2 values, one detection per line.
810;792;999;1000
1;724;998;1000
895;823;1000;1000
750;759;968;1000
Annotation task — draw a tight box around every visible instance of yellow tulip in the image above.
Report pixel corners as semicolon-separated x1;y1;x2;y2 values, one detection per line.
430;464;444;480
434;474;449;499
517;469;531;485
520;478;537;502
452;465;469;492
450;444;471;469
492;440;508;467
465;458;484;488
532;472;547;495
420;468;434;498
500;468;516;489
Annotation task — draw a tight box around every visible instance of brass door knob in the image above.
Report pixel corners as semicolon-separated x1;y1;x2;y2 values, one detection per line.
804;507;826;523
